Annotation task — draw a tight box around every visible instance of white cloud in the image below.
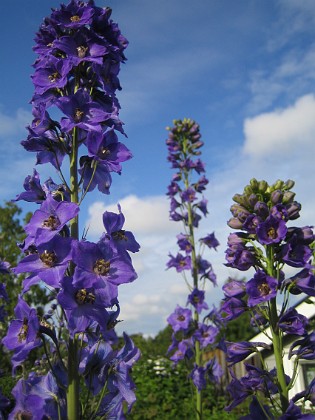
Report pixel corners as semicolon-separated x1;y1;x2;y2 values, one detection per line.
0;107;31;139
243;94;315;157
85;194;177;239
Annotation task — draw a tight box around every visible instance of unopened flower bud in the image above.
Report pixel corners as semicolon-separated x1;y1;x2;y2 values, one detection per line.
270;190;283;205
282;191;295;204
249;178;259;191
258;180;268;193
227;217;243;229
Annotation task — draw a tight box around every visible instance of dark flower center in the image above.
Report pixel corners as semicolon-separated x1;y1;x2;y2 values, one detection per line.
193;296;200;304
93;258;110;276
74;108;84;122
267;227;276;239
99;147;111;158
177;315;185;321
40;250;57;267
258;282;271;296
42;215;61;230
77;45;88;58
112;230;127;241
18;318;29;342
70;15;81;22
14;410;33;420
48;72;60;83
75;289;96;305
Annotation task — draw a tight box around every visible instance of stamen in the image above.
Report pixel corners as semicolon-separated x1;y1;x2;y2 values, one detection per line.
18;318;29;342
93;259;110;276
40;250;57;267
70;15;81;22
112;230;127;241
77;45;88;58
42;215;60;230
75;289;96;305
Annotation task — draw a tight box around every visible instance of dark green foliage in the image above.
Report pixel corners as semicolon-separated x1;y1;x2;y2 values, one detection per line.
126;329;244;419
0;201;50;377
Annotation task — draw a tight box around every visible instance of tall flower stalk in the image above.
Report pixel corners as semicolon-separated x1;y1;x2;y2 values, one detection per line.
221;178;315;418
165;119;222;420
2;1;140;418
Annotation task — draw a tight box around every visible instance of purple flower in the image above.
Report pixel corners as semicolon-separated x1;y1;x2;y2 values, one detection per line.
2;297;41;369
14;236;73;289
79;156;112;194
287;268;315;296
187;288;208;313
101;205;140;254
194;324;218;349
220;297;247;321
72;240;137;302
177;233;192;253
86;129;132;173
256;216;287;245
225;243;256;271
24;195;79;245
166;253;191;272
50;0;95;28
181;187;196;203
189;364;206;392
289;331;315;360
169;339;194;363
226;341;269;365
222;279;246;298
246;270;278;306
278;307;308;336
56;89;111;133
32;55;73;95
57;276;112;336
14;169;46;203
199;232;219;250
167;305;192;333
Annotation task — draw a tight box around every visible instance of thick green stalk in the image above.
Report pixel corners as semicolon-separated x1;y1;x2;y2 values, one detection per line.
266;246;289;413
183;158;202;420
67;127;80;420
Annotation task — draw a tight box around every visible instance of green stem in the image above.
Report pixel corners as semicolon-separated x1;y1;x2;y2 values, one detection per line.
266;245;289;413
66;126;80;420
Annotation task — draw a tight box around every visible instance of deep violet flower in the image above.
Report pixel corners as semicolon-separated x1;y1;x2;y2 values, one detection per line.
166;252;191;272
199;232;219;250
278;307;308;336
101;205;140;254
2;297;41;369
246;270;278;306
194;324;218;349
15;236;73;289
14;169;46;203
167;306;192;333
256;216;287;245
24;194;79;245
226;341;269;365
187;288;209;313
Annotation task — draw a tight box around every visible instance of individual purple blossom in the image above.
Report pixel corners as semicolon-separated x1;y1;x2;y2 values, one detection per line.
21;128;67;170
169;339;194;364
226;341;269;365
222;279;246;298
199;232;219;250
167;305;192;333
181;187;197;203
177;233;192;253
256;216;287;245
14;236;73;289
189;364;206;392
289;331;315;360
24;194;79;245
32;55;73;95
225;243;256;271
50;0;95;28
86;129;132;173
2;297;41;369
79;156;112;194
187;288;208;313
220;297;247;321
281;241;313;268
101;205;140;254
166;252;191;272
278;307;308;336
279;401;315;419
287;268;315;296
14;169;46;204
194;324;218;349
72;240;137;302
57;276;112;337
246;270;278;306
55;89;111;133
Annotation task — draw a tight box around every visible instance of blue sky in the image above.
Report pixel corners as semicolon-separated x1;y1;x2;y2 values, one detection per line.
1;0;315;336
